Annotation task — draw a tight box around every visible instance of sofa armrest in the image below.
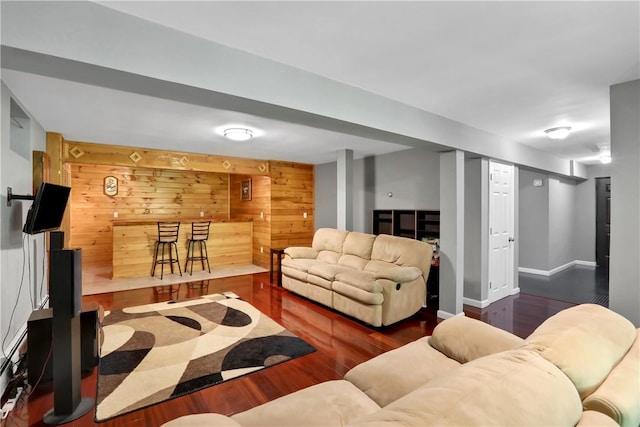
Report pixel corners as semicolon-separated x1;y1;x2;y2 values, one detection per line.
372;266;422;283
582;330;640;426
284;246;318;259
162;414;241;427
430;316;524;364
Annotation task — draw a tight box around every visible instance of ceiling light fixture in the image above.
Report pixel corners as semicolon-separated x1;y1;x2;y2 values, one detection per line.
223;128;253;141
600;154;612;164
544;126;572;140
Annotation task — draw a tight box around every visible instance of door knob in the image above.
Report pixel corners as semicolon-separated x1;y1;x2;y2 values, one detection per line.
508;237;515;242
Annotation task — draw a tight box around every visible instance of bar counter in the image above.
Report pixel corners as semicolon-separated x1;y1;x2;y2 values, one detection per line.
112;219;252;279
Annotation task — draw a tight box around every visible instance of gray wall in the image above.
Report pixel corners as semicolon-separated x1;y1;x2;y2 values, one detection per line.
548;177;577;268
609;79;640;326
314;162;338;229
315;147;440;233
574;164;610;262
1;83;48;395
463;158;488;302
519;169;550;270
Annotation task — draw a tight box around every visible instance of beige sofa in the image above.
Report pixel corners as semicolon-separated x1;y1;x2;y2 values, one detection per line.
280;228;433;327
164;304;639;426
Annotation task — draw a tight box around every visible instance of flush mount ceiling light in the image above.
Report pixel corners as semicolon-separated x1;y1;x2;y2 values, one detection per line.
600;154;612;164
223;128;253;141
544;126;572;140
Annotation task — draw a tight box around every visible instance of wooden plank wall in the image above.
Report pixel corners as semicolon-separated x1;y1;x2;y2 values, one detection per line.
270;161;315;250
69;163;229;269
230;175;271;268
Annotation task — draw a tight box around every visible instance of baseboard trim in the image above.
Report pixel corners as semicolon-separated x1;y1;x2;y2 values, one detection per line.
437;310;466;320
463;297;490;308
519;260;596;276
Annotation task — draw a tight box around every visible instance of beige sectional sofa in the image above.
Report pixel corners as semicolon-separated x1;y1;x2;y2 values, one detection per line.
164;304;639;426
280;228;433;327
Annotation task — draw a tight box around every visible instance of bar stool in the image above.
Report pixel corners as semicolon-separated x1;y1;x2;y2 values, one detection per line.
151;222;182;279
185;221;211;275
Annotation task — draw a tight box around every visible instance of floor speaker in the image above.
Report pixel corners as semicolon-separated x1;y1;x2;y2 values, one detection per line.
27;305;99;386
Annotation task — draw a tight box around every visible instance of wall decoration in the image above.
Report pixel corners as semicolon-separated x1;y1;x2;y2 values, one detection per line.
241;179;252;201
104;176;118;196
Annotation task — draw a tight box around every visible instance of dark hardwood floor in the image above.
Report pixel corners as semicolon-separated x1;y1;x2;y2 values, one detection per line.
4;272;575;427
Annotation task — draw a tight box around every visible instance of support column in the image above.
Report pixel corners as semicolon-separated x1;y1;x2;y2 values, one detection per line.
610;79;640;326
337;149;353;230
438;150;465;319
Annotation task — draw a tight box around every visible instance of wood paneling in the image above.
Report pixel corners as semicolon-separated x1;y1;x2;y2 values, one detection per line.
113;221;252;278
64;140;270;175
270;161;314;250
49;134;316;273
230;175;271;268
70;164;230;270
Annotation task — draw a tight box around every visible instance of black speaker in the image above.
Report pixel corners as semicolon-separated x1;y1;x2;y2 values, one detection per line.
27;307;99;386
50;231;64;252
50;249;82;318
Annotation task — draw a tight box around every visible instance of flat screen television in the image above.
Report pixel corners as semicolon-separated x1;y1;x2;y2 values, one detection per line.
22;182;71;235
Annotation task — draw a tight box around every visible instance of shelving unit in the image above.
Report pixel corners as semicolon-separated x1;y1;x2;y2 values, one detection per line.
372;209;440;241
372;209;441;305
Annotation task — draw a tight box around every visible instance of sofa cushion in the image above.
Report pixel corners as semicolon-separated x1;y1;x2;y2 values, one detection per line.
333;281;384;305
334;270;381;293
522;304;637;399
342;232;376;259
163;414;241;427
231;380;380;427
312;228;349;252
349;349;583;426
576;411;619;427
281;257;319;273
344;336;460;407
430;316;525;364
370;234;432;280
308;264;354;282
338;254;369;271
582;330;640;426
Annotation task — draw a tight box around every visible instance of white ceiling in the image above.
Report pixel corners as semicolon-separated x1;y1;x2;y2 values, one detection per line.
3;1;639;165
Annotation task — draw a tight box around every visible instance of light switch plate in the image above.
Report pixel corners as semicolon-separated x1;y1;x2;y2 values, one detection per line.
533;179;543;187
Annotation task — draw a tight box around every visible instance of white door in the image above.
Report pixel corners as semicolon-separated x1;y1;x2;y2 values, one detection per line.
488;160;515;303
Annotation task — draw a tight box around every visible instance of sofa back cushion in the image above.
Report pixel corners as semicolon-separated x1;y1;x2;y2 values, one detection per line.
339;232;376;270
370;234;432;279
522;304;637;400
312;228;349;264
348;349;583;426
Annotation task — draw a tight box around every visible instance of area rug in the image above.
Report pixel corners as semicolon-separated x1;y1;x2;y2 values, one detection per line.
95;293;316;421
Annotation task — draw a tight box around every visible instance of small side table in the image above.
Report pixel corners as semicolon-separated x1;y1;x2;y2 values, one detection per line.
270;248;286;286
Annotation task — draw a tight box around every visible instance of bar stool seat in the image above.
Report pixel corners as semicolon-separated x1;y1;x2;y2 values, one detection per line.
151;221;182;279
185;221;211;275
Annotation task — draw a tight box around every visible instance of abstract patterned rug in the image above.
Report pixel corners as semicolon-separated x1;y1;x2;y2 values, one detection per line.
95;293;316;421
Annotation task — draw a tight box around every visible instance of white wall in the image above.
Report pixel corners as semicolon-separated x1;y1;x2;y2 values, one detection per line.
1;83;48;394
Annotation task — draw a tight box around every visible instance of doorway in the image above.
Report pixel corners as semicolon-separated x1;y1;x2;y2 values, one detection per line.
595;177;611;269
488;160;515;303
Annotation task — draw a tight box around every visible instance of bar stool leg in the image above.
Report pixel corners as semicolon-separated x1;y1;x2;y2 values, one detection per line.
203;242;211;273
160;242;166;280
151;242;159;277
174;242;182;276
